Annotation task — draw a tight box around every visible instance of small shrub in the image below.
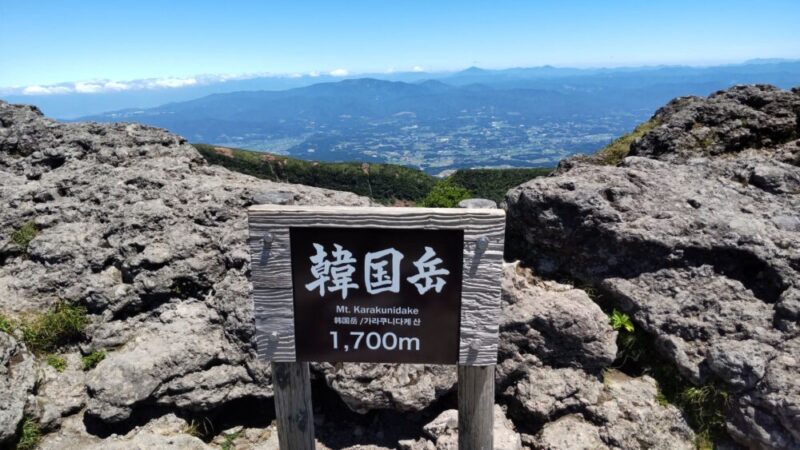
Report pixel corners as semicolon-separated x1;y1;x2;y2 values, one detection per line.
420;179;471;208
82;350;106;371
0;313;14;334
609;309;634;333
10;222;38;253
20;303;88;354
46;354;67;372
15;416;41;450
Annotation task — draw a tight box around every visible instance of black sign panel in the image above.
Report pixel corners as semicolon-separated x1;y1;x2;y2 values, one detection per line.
290;227;463;364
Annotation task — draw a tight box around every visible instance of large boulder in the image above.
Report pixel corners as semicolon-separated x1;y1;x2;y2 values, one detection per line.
505;84;800;448
84;302;270;423
530;371;695;450
500;261;617;373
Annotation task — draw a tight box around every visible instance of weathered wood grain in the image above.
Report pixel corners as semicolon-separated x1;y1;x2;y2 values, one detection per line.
272;362;315;449
248;205;505;365
458;364;495;450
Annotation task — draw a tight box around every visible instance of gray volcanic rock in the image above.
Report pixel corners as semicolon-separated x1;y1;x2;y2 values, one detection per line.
0;92;738;449
32;353;88;431
500;261;617;373
494;262;692;449
499;357;604;426
0;332;36;445
506;84;800;448
630;85;800;161
0;100;370;436
398;406;522;450
84;302;269;423
38;413;211;450
602;265;781;385
314;363;457;414
531;414;607;450
530;372;695;450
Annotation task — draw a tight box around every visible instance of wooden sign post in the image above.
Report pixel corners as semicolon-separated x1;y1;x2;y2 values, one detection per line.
248;206;505;449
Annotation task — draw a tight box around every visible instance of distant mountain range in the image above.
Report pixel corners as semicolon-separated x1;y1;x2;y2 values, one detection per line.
7;61;800;173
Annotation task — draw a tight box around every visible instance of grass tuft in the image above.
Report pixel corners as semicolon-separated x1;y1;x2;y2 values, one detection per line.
46;354;67;372
10;222;39;253
15;416;41;450
20;303;88;355
183;420;202;438
81;350;106;371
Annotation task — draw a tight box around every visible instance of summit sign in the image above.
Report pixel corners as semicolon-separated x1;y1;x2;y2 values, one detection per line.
248;205;505;366
290;227;463;364
248;205;506;449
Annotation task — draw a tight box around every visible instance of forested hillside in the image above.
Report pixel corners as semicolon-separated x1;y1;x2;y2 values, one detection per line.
194;143;551;204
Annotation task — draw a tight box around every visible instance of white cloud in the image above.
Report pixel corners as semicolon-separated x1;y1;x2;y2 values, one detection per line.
11;70;349;96
148;77;198;88
412;65;425;72
22;85;73;95
74;82;105;93
103;80;130;91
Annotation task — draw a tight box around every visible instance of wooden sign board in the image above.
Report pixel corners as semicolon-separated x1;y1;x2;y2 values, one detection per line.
248;205;505;366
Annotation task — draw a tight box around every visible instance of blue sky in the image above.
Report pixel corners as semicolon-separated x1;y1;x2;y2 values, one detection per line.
1;0;799;88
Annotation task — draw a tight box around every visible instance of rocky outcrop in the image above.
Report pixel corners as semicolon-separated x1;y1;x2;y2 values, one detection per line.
506;84;800;448
630;85;800;161
494;263;695;449
0;100;370;440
